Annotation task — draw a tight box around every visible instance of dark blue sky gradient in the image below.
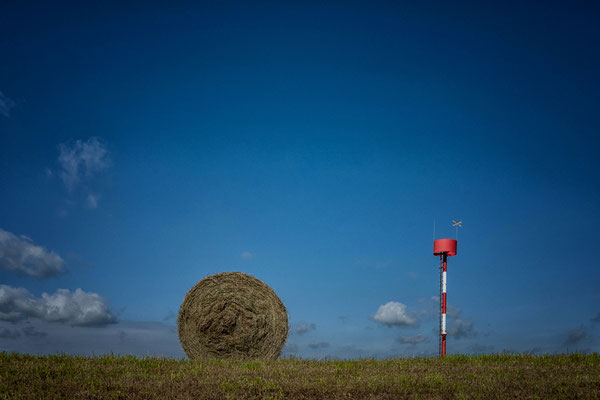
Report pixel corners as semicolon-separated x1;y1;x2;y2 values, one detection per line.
1;1;599;357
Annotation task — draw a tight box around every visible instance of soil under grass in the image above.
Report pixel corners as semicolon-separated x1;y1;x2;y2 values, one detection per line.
1;352;598;399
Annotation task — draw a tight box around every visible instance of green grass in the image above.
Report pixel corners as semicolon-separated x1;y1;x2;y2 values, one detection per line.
1;353;599;399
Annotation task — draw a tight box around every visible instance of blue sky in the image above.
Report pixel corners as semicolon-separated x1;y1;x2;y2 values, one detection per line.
1;1;599;358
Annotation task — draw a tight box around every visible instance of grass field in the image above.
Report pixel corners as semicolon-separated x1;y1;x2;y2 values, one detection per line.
1;352;598;399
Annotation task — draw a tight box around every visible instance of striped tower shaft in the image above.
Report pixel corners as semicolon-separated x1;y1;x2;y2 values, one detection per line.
441;254;447;357
438;257;442;356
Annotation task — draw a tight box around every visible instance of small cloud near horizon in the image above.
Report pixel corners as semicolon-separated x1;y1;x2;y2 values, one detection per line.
0;284;117;327
290;321;316;335
0;320;184;358
470;343;494;353
373;301;418;327
281;342;299;356
0;327;21;339
523;347;542;355
448;317;475;339
240;251;253;259
424;298;475;339
396;334;428;345
163;311;176;321
22;325;47;337
308;341;330;350
565;328;586;346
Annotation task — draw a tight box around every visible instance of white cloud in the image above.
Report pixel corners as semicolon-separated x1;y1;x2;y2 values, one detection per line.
0;284;117;327
373;301;417;327
0;228;66;279
58;137;110;192
0;91;15;117
240;251;253;259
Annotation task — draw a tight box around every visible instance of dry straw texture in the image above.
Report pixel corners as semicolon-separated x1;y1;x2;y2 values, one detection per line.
178;272;288;360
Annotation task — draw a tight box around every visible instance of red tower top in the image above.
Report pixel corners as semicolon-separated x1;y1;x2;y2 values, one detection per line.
433;239;457;256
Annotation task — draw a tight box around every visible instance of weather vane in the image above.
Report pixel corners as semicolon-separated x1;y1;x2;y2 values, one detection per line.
452;219;462;239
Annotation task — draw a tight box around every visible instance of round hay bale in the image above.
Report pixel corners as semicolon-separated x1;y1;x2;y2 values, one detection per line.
177;272;288;360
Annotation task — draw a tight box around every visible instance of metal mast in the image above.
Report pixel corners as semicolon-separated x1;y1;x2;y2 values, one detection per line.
433;237;457;358
438;256;442;356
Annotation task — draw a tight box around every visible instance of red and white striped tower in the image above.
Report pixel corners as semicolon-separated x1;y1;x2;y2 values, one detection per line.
433;238;457;357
